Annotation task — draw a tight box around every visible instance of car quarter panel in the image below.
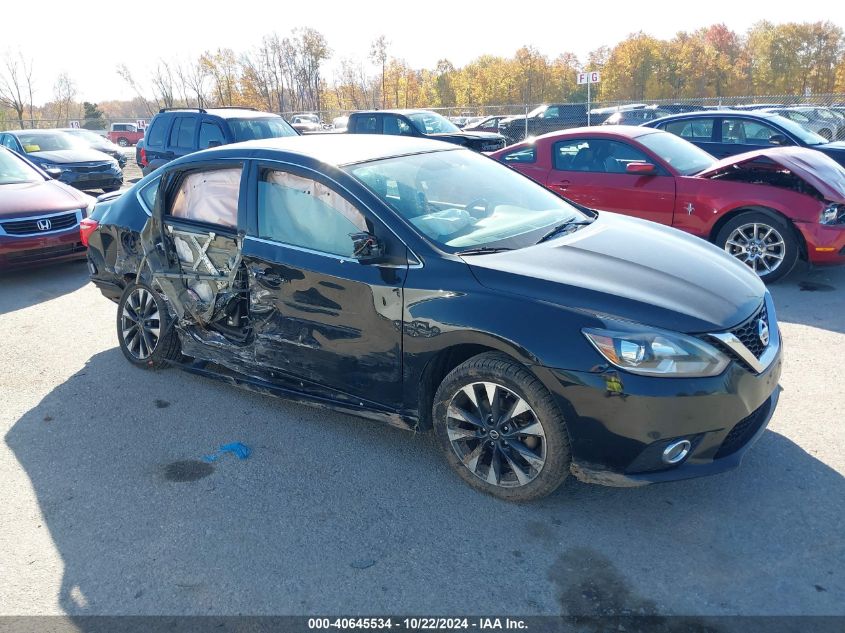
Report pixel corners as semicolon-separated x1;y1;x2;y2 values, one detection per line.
672;176;827;238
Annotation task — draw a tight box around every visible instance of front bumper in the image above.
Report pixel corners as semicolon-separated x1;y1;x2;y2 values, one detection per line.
60;171;123;191
798;221;845;265
0;229;86;270
534;341;783;487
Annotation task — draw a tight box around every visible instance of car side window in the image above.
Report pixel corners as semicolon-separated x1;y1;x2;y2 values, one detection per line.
169;117;197;149
257;169;368;257
168;167;241;228
138;176;161;213
146;117;168;148
0;134;15;150
553;139;650;173
356;115;379;133
383;116;413;136
663;118;713;142
501;146;536;163
721;119;781;145
199;121;226;148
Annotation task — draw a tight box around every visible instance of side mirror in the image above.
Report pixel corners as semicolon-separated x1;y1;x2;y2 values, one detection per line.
206;140;222;148
350;232;385;263
626;162;657;175
44;166;63;179
768;134;789;146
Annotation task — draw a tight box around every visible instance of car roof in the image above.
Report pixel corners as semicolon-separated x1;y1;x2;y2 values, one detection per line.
534;125;660;141
158;108;279;119
180;134;460;167
661;109;780;118
353;109;433;116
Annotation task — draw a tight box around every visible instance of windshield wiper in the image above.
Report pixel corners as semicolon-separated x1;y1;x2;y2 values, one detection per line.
536;218;594;244
456;246;513;256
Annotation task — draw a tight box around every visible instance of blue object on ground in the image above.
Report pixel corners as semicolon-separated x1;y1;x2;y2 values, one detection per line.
202;442;251;463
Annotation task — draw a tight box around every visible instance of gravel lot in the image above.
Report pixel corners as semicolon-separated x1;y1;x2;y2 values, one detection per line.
0;160;843;620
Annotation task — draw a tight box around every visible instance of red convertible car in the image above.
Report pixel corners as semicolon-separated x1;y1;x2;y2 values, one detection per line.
491;126;845;282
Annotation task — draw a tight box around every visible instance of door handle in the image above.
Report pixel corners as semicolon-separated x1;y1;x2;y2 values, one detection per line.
552;180;571;190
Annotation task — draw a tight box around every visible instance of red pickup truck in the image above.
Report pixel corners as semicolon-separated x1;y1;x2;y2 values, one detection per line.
106;123;144;147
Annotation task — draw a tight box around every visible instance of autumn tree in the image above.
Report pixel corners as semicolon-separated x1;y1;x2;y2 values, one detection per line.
370;36;389;108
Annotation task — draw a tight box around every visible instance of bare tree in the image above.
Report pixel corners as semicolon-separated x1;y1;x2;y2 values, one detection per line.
52;71;77;124
176;57;208;108
0;52;32;128
370;36;389;108
116;64;156;115
151;61;176;109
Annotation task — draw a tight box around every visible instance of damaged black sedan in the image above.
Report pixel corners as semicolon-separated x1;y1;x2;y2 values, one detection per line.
86;135;782;501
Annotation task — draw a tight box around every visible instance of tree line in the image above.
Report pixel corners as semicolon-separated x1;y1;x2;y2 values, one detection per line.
2;20;844;127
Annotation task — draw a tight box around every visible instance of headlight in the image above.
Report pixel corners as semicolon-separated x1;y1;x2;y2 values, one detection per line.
820;202;845;225
583;327;730;377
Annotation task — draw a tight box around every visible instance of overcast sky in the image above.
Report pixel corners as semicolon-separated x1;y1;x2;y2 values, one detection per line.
3;0;841;105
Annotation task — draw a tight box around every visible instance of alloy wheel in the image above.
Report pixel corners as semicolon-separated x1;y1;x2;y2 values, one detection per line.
120;287;161;360
446;382;546;488
724;222;786;275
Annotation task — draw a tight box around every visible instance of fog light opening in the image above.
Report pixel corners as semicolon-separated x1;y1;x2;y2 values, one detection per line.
662;439;692;465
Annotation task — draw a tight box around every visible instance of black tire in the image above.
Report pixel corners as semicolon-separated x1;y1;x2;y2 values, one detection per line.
116;137;130;147
715;211;799;283
116;282;181;369
432;352;571;501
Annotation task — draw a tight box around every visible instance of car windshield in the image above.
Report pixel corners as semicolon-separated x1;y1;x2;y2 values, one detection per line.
527;105;548;117
347;149;588;253
767;114;828;146
69;129;111;145
0;149;44;184
16;132;84;153
227;117;297;142
407;112;460;134
637;131;715;176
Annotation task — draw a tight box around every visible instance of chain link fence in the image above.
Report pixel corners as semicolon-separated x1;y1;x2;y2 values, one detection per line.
3;94;845;142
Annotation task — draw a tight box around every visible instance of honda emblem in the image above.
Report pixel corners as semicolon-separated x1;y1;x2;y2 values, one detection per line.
36;219;52;231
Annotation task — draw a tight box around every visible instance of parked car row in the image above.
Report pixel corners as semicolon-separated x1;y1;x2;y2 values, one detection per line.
492;125;845;282
0;129;124;193
0;146;94;269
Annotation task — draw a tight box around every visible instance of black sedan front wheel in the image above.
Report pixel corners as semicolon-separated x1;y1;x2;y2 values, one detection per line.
433;352;571;501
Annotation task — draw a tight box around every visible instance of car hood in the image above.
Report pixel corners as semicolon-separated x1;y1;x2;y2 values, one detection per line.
27;148;116;164
695;146;845;202
0;180;90;219
465;213;765;333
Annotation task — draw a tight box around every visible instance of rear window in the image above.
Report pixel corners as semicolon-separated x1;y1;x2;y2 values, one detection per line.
146;116;169;148
226;117;296;142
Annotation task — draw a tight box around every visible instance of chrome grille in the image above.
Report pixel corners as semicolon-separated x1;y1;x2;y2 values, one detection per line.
1;212;79;235
68;162;113;173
